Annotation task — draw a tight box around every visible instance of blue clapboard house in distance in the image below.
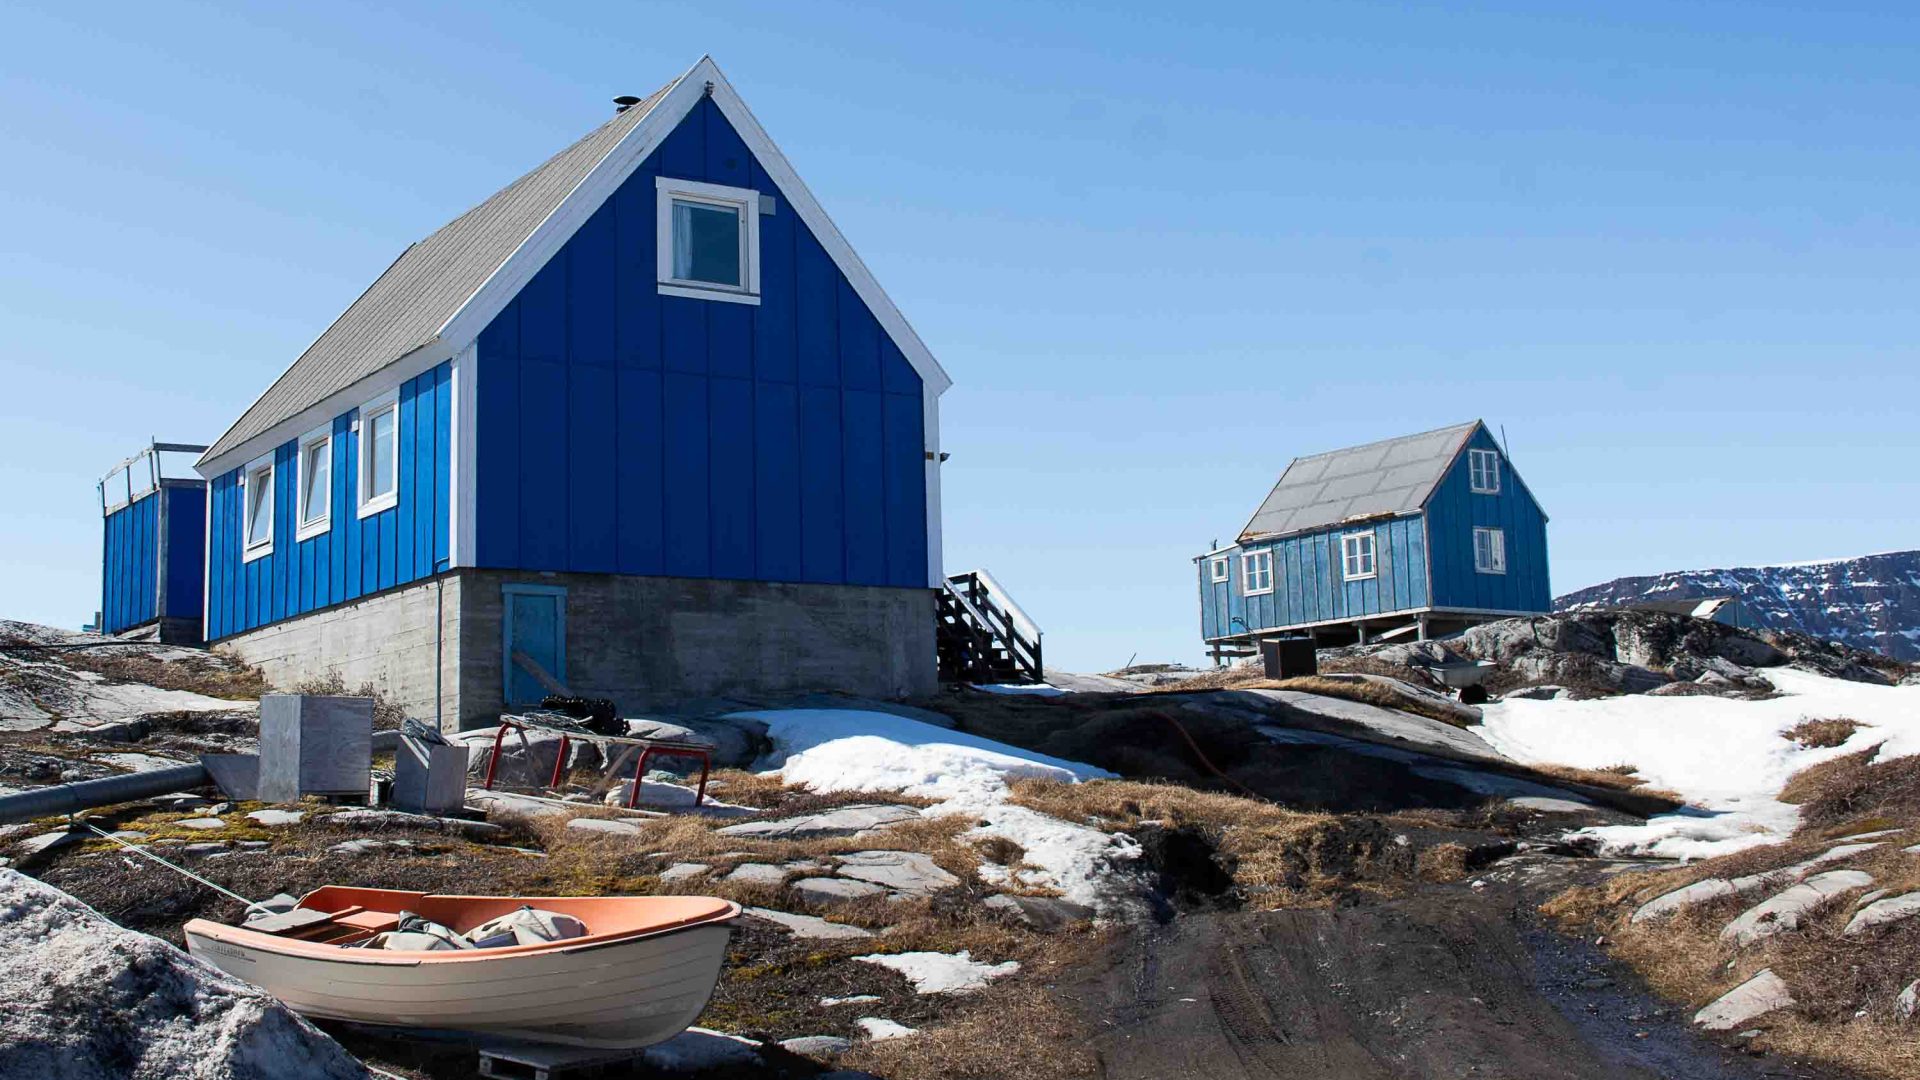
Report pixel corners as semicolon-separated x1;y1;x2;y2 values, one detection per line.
1197;421;1551;662
188;58;953;726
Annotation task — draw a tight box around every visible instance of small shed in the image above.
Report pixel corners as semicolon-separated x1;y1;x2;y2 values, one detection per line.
99;442;208;643
1626;596;1761;631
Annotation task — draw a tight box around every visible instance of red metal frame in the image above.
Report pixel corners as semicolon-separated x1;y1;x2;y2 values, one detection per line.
482;717;712;808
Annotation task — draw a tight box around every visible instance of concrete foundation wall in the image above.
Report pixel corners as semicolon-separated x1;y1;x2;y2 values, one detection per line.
457;570;937;728
218;575;464;726
219;569;937;731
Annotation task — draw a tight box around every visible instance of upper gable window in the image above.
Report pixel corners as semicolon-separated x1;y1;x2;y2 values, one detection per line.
1468;448;1501;494
242;455;274;563
656;177;761;305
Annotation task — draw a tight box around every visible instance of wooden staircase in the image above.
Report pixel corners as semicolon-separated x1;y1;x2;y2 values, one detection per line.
937;570;1043;684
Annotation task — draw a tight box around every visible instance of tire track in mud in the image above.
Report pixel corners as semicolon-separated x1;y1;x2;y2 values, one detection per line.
1065;888;1839;1080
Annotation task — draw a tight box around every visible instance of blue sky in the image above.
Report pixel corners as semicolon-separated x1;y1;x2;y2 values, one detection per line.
2;1;1916;672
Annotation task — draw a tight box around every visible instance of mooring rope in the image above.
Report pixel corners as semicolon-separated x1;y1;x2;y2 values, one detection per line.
76;819;269;914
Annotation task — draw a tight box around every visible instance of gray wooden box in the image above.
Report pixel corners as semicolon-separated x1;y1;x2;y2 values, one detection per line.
257;695;373;803
391;735;467;815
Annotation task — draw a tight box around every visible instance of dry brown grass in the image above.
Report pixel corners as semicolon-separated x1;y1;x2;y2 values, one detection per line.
64;650;268;700
1780;746;1920;828
287;670;409;728
1008;777;1412;907
1784;717;1863;749
1542;749;1920;1080
1416;843;1472;883
1138;670;1473;728
840;983;1100;1080
1519;762;1683;804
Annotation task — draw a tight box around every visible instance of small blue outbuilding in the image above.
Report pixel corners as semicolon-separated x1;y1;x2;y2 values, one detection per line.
98;442;208;643
1197;420;1550;660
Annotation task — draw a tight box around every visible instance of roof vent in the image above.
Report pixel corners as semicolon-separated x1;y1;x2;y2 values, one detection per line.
613;95;643;113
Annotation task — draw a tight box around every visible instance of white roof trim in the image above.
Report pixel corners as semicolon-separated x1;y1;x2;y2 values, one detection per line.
436;56;952;396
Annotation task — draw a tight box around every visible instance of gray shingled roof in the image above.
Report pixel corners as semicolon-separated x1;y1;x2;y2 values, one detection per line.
200;86;672;466
1238;421;1482;543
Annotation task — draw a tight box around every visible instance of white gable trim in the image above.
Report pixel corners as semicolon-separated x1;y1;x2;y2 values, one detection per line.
436;56;953;397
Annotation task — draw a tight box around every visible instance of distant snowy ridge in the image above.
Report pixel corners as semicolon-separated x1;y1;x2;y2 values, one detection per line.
1556;549;1920;662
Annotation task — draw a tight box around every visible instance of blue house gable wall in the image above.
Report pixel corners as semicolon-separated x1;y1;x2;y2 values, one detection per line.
472;97;929;589
205;363;451;640
1198;515;1430;641
1424;426;1550;613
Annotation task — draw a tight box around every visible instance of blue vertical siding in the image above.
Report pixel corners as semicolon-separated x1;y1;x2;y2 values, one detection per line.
1198;515;1431;639
1424;427;1551;613
206;361;452;641
473;97;929;588
102;484;207;634
101;494;158;634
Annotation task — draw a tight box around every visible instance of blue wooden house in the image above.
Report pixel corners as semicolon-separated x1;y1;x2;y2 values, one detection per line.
1196;421;1549;660
98;442;208;643
189;58;952;725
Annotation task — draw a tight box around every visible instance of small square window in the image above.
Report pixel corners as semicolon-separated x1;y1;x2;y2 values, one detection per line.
1243;550;1274;595
1209;557;1230;583
657;177;761;305
1342;531;1377;580
242;457;274;562
1474;527;1507;574
1468;448;1501;494
296;430;331;540
358;394;399;518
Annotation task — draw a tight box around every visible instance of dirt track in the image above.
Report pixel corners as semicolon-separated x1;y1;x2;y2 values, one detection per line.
1065;883;1842;1080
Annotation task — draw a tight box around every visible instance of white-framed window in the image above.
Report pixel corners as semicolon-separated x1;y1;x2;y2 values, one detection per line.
1468;448;1501;494
295;427;332;541
241;454;274;562
656;176;761;305
1474;526;1507;574
357;391;399;518
1242;550;1274;595
1342;531;1377;580
1209;556;1230;584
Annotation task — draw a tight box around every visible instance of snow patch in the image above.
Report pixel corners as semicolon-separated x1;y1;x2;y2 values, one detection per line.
1478;669;1920;859
855;949;1019;995
854;1017;918;1041
738;709;1138;911
971;683;1069;697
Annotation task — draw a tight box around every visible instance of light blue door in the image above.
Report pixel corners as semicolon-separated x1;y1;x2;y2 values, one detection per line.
502;584;567;706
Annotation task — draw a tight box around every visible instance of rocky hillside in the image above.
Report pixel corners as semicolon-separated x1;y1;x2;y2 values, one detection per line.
1555;550;1920;662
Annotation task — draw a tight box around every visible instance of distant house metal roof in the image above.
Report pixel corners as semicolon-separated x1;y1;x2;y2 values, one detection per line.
199;85;672;466
1629;597;1740;619
1238;421;1482;543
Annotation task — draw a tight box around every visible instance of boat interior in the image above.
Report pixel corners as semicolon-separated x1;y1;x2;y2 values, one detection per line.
232;886;739;952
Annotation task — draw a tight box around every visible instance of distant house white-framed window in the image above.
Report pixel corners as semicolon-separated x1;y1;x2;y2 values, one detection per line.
295;427;332;541
357;391;399;518
241;454;274;562
1474;526;1507;574
1468;448;1501;494
1342;531;1377;580
656;176;761;305
1242;550;1274;595
1209;556;1230;584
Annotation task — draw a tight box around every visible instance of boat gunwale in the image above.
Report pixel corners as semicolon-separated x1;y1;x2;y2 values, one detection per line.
183;889;741;966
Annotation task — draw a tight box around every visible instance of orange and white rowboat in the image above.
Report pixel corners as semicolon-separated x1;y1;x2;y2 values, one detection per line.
184;886;740;1048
